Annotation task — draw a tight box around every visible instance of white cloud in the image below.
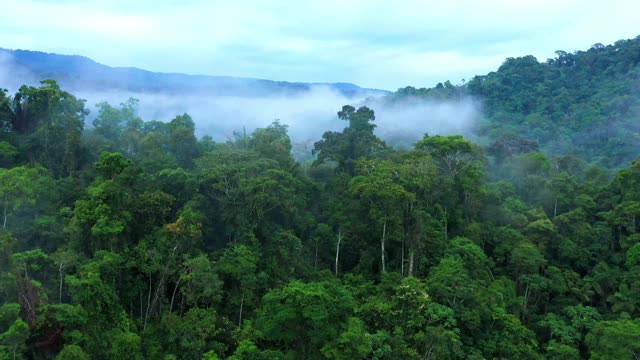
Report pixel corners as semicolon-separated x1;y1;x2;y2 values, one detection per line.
0;0;638;89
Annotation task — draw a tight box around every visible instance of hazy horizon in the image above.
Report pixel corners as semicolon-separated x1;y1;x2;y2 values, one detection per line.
1;1;638;90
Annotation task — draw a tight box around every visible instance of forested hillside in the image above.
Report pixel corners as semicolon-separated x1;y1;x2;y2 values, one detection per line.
1;37;640;359
393;36;640;169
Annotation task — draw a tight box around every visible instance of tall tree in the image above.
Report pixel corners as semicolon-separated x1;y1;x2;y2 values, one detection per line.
13;80;88;176
313;105;386;175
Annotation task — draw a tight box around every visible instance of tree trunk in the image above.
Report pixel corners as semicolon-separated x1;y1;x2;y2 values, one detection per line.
145;274;166;329
408;249;415;276
381;221;387;274
443;206;448;241
425;345;434;360
401;236;405;276
553;198;558;219
335;231;343;276
144;276;152;330
3;202;7;229
523;282;530;319
58;262;64;303
314;239;318;272
238;291;245;326
169;277;181;313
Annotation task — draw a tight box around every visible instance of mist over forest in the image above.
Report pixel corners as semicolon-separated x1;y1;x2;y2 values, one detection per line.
0;48;480;151
2;18;640;360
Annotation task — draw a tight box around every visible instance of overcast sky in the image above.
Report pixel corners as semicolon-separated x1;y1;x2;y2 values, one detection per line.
1;0;638;90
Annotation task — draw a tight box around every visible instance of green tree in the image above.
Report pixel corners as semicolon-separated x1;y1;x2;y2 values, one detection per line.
0;142;17;168
217;245;258;326
255;280;369;359
313;105;386;175
71;152;136;253
0;89;15;134
250;120;294;169
56;344;90;360
586;320;640;360
168;113;199;169
0;318;29;360
162;308;225;359
349;159;414;274
13;80;88;176
0;166;48;229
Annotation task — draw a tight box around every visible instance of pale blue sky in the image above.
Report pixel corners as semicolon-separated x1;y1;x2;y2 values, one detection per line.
1;0;638;90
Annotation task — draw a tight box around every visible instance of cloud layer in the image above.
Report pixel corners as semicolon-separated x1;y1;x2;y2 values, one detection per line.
1;0;638;89
72;87;480;150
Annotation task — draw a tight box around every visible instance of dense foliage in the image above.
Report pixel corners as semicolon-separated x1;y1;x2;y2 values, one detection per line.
2;37;640;359
395;35;640;169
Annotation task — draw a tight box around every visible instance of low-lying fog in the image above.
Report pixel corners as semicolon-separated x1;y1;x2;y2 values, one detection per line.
76;88;479;144
1;51;481;152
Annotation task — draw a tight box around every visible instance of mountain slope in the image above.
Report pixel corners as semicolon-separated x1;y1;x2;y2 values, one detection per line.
388;35;640;168
0;48;387;97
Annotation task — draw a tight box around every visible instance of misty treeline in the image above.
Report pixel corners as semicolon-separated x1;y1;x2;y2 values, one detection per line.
393;36;640;169
1;36;640;360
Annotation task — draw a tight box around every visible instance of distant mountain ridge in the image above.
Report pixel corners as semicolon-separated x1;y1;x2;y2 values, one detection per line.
0;48;388;97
